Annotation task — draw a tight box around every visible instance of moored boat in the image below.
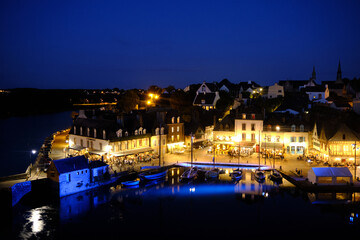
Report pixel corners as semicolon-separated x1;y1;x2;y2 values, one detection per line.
138;168;168;181
268;170;283;183
181;167;198;181
121;178;140;187
254;170;265;183
205;168;219;180
230;169;243;181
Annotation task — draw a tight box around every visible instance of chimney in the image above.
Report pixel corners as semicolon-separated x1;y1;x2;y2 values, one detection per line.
78;110;87;119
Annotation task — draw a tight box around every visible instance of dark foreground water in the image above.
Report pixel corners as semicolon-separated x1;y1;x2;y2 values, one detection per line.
3;167;360;239
0;111;73;177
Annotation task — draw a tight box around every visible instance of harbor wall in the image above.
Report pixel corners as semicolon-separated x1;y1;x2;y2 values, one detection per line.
11;181;31;206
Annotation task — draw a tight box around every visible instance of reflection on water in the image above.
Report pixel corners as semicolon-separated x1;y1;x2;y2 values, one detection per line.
12;166;360;238
19;206;55;240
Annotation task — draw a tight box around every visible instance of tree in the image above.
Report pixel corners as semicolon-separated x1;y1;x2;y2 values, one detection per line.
116;90;140;113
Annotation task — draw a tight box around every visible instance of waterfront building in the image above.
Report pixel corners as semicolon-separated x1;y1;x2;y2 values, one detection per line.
327;124;360;164
68;110;154;162
47;156;109;197
234;113;263;153
263;114;309;155
166;114;185;153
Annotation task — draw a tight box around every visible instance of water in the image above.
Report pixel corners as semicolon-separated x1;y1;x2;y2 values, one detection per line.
0;111;73;177
4;167;360;239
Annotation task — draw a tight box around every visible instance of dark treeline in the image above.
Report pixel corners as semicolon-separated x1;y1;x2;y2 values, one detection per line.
0;88;86;118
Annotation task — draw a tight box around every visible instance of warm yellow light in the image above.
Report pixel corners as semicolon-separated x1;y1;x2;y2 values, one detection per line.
147;100;151;104
276;126;280;131
149;93;153;98
154;95;159;99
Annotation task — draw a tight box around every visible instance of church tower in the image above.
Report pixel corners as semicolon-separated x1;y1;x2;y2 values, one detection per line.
311;65;316;82
336;60;342;83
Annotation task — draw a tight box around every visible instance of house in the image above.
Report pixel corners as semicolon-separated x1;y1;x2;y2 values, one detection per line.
193;82;220;110
234;113;264;153
166;113;185;153
303;85;329;101
264;83;284;99
327;124;360;164
307;167;353;185
264;113;309;155
47;156;109;197
68;110;154;160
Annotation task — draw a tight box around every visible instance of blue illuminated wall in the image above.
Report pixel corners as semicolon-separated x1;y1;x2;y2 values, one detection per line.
58;169;91;197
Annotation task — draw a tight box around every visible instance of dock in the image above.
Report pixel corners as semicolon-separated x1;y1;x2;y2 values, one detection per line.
177;161;272;170
279;169;360;192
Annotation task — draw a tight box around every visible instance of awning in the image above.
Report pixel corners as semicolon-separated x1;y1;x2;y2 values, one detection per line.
261;142;283;150
239;142;256;148
112;147;154;157
69;145;86;151
88;150;107;155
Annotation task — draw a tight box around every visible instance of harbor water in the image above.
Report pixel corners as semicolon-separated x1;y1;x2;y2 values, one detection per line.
3;167;360;239
0;111;73;177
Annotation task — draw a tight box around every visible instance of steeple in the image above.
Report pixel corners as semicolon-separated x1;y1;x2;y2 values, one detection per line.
311;65;316;82
336;60;342;83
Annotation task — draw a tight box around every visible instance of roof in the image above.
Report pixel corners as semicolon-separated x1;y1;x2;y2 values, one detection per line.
310;167;352;177
53;156;89;174
89;160;108;168
193;92;217;105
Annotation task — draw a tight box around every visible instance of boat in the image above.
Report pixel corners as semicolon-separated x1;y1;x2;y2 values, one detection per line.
230;169;242;181
181;133;198;181
268;170;283;183
181;167;198;181
121;178;140;187
205;168;219;180
254;170;266;183
138;168;168;181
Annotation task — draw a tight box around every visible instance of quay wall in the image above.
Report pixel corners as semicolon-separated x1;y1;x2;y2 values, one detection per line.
11;181;31;206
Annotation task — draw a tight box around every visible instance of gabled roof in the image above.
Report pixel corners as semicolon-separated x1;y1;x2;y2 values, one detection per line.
53;156;89;174
193;92;217;105
328;124;360;141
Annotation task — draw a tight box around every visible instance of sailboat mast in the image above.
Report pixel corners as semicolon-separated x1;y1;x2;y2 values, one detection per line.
159;124;161;167
190;133;193;167
258;130;261;170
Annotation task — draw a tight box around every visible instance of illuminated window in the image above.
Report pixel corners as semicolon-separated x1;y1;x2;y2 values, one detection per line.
103;130;106;139
172;127;174;133
291;125;296;132
242;114;246;119
177;135;180;141
172;117;175;123
74;126;76;134
87;128;90;136
300;125;304;132
177;117;180;123
177;126;179;132
94;129;97;138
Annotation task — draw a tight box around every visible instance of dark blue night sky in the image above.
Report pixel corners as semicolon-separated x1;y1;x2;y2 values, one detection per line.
1;0;360;89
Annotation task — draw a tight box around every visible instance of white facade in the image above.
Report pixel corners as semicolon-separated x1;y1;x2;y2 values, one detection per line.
266;83;284;99
234;116;263;143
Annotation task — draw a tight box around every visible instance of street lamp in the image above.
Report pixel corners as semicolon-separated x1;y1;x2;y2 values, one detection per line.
29;149;37;177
